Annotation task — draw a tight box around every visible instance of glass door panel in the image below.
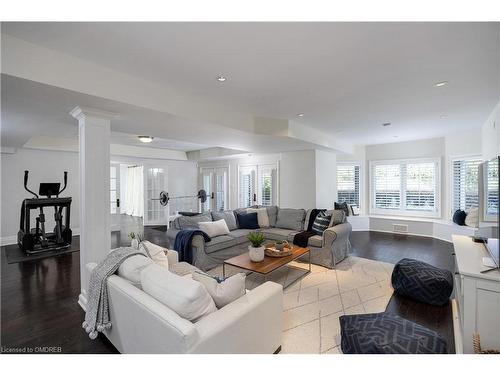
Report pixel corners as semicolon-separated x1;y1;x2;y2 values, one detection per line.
143;165;168;226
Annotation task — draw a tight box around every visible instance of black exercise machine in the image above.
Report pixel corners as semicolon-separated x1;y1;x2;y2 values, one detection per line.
18;170;73;254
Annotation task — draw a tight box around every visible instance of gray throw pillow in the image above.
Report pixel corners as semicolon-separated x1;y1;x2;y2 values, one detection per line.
276;208;306;231
330;210;346;226
176;212;213;230
211;210;237;231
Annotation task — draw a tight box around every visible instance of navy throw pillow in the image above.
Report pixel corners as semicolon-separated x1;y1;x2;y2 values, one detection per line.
453;210;467;226
237;212;260;229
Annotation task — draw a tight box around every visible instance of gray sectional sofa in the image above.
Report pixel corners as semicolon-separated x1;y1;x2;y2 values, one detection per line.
166;206;352;271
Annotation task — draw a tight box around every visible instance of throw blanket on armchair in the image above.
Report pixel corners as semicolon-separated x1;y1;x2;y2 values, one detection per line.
82;247;146;339
174;229;211;265
293;209;324;247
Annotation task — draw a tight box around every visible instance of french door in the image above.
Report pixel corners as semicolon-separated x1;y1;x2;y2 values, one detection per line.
200;167;228;212
143;165;169;226
239;164;277;208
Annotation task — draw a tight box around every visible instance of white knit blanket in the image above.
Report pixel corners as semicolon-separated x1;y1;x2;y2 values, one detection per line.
82;247;146;339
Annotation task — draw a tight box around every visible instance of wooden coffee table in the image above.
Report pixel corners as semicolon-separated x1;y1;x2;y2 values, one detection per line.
223;246;311;286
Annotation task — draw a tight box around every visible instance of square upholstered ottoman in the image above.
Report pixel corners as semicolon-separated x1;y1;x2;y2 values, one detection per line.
340;313;448;354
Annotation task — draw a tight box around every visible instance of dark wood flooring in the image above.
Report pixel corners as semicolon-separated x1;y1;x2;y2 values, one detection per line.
351;231;456;353
1;221;456;354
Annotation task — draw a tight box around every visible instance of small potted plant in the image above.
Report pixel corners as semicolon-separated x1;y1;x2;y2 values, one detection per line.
247;231;265;262
129;232;143;250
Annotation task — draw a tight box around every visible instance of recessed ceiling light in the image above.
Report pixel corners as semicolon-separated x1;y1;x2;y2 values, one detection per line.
440;114;447;119
434;81;448;87
216;75;227;82
138;136;154;143
393;136;399;138
382;122;391;127
297;113;305;117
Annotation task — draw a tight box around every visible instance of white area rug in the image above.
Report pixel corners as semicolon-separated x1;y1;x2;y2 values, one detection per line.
208;256;395;354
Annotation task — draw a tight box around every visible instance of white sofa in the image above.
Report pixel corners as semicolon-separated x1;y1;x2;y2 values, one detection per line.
85;252;283;354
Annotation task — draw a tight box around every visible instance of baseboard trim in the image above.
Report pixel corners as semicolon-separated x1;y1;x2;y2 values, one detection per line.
78;292;88;312
367;229;453;243
0;235;17;246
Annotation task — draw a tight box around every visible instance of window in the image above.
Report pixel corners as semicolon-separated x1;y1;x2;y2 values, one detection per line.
485;158;499;217
337;164;360;208
452;157;481;214
370;158;440;217
239;166;255;208
239;164;277;208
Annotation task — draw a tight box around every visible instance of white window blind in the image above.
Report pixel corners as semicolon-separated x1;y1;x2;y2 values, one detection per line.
239;166;255;208
371;159;440;216
258;166;275;206
452;158;481;213
374;164;401;209
405;162;436;211
337;164;360;207
486;158;499;217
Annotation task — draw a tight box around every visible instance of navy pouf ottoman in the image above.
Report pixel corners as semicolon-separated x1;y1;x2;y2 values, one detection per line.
391;258;453;306
340;313;448;354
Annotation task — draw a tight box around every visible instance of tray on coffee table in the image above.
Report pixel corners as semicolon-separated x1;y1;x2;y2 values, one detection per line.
223;245;311;286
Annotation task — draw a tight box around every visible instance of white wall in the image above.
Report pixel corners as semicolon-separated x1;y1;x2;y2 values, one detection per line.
279;151;316;209
315;150;337;208
1;148;199;244
482;101;500;160
1;148;80;243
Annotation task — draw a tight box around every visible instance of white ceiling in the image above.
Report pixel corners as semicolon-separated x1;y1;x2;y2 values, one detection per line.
2;22;500;146
1;74;332;153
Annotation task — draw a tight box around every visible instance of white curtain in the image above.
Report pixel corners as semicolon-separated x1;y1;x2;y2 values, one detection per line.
125;166;144;217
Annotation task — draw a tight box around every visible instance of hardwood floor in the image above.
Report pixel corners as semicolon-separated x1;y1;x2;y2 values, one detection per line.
1;221;456;354
351;231;456;353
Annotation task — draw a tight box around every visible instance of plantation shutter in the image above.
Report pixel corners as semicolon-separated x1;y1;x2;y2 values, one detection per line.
452;158;481;212
486;159;499;216
337;164;360;207
239;166;255;208
258;165;276;206
373;164;401;209
405;162;436;211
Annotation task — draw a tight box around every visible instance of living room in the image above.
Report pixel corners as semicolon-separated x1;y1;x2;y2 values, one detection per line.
1;1;500;371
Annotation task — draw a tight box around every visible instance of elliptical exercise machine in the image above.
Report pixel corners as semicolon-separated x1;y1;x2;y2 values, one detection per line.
18;170;73;254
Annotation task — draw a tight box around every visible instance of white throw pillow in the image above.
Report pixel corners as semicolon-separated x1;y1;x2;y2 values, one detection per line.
465;207;479;228
141;264;217;322
192;271;246;308
117;254;153;289
198;219;230;238
140;241;169;269
246;208;270;228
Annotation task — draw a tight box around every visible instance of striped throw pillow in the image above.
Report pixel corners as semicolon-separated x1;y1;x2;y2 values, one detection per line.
311;211;332;236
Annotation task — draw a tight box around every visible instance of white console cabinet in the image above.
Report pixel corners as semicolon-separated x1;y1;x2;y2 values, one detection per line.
452;235;500;353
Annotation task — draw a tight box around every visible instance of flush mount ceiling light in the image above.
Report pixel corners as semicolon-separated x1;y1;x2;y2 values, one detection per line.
434;81;448;87
216;75;227;82
297;113;305;117
382;122;391;127
138;136;154;143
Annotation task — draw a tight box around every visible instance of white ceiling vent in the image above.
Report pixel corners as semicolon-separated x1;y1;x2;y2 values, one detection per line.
393;224;409;233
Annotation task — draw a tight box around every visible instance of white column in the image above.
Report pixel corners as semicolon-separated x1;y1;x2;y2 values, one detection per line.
70;106;116;309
